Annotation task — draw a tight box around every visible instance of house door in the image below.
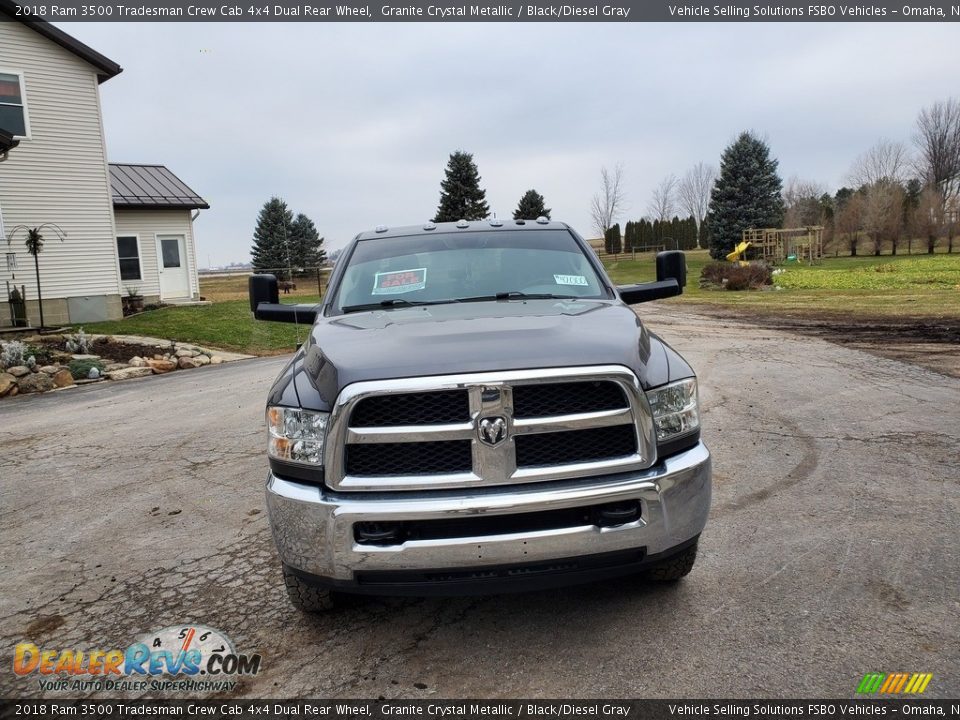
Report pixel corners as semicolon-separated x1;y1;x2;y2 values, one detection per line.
157;235;190;299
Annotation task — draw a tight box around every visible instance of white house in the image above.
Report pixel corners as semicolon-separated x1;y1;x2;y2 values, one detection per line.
0;7;208;327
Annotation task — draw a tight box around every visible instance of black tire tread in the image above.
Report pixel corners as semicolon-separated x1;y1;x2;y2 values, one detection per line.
648;542;698;582
283;565;336;612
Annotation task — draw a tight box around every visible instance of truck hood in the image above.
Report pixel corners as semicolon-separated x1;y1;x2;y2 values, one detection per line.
277;299;693;412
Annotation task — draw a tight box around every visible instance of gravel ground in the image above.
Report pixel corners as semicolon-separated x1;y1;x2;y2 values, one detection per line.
1;307;957;699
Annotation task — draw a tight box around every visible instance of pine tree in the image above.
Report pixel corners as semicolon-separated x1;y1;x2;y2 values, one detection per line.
699;215;711;249
707;131;785;259
604;223;622;254
513;189;551;220
624;221;635;251
289;213;326;269
251;197;294;275
433;151;490;222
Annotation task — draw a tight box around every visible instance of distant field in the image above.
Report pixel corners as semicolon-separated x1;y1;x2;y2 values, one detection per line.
199;271;330;303
602;250;960;321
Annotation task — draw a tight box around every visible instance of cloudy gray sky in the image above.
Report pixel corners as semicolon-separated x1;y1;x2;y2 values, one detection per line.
65;21;959;265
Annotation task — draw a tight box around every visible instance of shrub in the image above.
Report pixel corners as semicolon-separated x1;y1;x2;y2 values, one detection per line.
65;328;90;354
700;261;773;291
68;358;105;380
1;340;26;368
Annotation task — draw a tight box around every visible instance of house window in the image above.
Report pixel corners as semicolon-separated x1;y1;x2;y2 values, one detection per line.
0;72;28;138
117;236;141;281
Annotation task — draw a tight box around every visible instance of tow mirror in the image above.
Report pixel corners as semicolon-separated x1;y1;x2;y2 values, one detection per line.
617;251;687;305
249;274;319;324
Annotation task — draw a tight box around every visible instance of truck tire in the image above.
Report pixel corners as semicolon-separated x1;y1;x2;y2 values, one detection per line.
282;565;336;612
647;542;698;582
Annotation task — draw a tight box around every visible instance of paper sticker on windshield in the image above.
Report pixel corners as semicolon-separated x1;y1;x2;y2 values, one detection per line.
373;268;427;295
554;274;589;286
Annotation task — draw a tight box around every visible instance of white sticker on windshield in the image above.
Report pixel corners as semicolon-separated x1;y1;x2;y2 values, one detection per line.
554;274;589;286
372;268;427;295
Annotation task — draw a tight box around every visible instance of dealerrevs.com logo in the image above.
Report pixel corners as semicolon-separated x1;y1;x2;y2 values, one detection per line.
856;673;933;695
13;625;261;693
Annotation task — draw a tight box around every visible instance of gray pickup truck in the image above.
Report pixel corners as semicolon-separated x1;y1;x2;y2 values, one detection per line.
249;219;711;612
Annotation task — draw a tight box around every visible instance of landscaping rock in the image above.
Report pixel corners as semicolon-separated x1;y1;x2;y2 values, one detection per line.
0;372;15;396
52;369;75;388
106;367;153;381
18;372;54;394
87;367;101;379
7;365;30;378
194;355;211;366
129;356;146;367
154;354;165;361
210;356;224;365
175;348;194;358
178;357;199;369
72;354;100;361
147;358;177;374
8;385;18;396
39;365;61;375
105;363;129;372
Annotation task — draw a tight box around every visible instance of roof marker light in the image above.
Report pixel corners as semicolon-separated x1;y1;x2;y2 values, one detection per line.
515;219;526;225
375;224;388;233
423;221;437;231
489;218;503;227
536;216;549;224
456;219;469;228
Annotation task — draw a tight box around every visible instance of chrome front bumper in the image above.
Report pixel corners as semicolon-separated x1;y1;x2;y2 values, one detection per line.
266;442;711;584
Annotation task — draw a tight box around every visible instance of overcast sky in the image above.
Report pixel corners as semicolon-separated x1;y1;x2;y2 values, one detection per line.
64;22;959;266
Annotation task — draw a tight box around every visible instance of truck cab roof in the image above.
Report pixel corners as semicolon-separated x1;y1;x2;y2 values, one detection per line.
355;219;572;241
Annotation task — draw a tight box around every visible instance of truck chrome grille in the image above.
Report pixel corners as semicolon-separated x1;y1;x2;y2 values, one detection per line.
515;425;637;468
327;366;656;491
346;440;473;476
513;381;628;417
351;390;470;426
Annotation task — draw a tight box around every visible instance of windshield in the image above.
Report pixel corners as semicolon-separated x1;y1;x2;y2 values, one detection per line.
333;229;608;313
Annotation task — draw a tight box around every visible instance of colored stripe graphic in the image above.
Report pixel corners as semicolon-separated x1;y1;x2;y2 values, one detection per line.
857;673;932;694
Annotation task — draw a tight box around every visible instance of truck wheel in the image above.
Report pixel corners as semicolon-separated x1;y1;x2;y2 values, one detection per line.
282;565;336;613
648;542;698;582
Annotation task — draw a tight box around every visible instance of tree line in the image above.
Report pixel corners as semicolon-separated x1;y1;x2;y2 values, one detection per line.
590;96;960;260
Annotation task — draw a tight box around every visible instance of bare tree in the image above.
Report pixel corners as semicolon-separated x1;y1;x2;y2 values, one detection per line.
913;98;960;203
783;176;828;228
849;139;911;187
911;186;944;254
862;181;904;256
834;192;864;256
647;174;678;223
677;162;717;246
590;164;627;238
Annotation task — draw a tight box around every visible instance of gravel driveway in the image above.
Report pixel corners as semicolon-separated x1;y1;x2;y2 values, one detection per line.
1;307;957;699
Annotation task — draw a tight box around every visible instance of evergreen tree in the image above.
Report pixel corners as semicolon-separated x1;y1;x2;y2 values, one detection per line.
707;131;785;259
699;215;711;249
251;197;294;275
513;189;551;220
604;224;622;254
624;221;635;251
289;213;327;268
433;151;490;222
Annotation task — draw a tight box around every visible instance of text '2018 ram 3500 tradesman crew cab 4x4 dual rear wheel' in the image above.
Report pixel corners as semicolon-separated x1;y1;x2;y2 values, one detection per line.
249;219;711;612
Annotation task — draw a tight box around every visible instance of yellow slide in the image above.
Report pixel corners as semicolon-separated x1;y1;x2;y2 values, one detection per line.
726;240;752;262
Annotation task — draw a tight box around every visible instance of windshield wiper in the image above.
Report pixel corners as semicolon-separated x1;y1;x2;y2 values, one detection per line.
457;291;581;303
341;298;458;314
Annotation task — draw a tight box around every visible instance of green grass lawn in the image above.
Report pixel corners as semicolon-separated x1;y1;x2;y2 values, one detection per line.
80;252;959;357
604;250;960;321
82;297;320;355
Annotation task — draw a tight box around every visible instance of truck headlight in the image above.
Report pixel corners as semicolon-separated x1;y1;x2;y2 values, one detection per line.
267;406;328;465
646;378;700;441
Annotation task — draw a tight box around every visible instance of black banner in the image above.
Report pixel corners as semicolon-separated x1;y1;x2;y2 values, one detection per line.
2;0;959;22
2;700;960;720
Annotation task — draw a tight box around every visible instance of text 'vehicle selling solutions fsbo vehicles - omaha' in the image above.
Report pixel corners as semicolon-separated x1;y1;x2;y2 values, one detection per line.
249;218;711;612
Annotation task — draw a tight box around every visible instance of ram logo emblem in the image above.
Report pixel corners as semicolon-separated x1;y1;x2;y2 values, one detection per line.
478;417;508;446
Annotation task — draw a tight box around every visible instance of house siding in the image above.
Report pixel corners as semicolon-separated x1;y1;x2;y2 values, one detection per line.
113;208;200;299
0;21;119;313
